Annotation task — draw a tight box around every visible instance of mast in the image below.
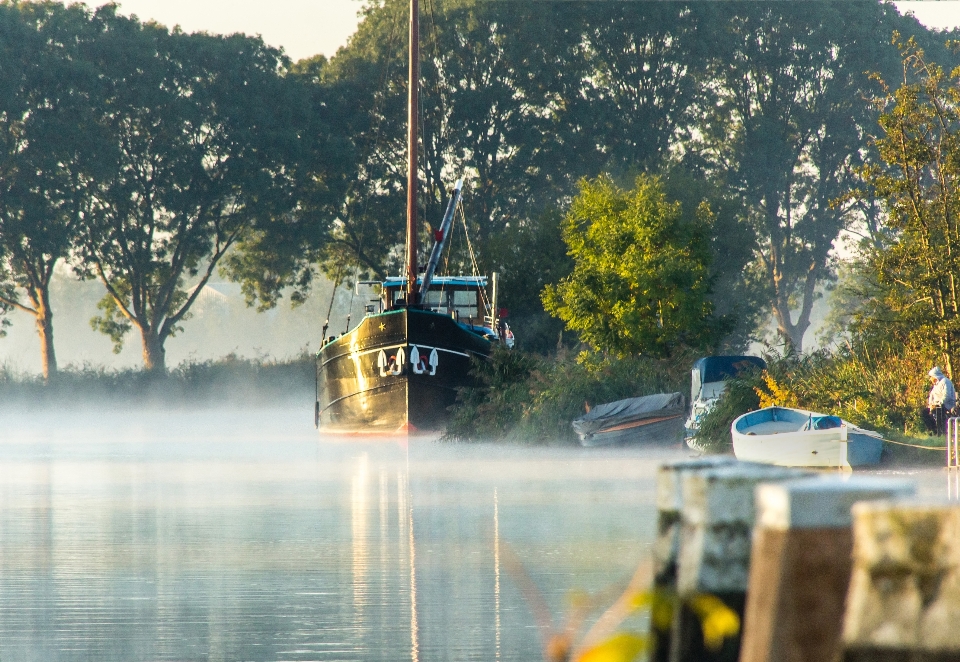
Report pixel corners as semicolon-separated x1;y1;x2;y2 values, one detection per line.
405;0;420;305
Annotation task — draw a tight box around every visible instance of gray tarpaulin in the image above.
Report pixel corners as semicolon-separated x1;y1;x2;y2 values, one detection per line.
572;392;686;446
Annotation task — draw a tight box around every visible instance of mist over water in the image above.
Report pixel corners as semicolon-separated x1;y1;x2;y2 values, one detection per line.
0;406;952;661
0;408;688;661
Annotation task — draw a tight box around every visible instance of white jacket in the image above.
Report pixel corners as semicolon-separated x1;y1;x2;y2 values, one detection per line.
929;376;957;411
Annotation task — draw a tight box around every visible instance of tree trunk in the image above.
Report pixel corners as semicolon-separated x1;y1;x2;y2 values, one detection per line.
772;302;809;355
141;330;166;373
29;285;57;381
35;307;57;381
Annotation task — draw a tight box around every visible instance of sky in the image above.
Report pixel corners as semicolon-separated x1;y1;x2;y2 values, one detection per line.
101;1;960;63
104;0;367;61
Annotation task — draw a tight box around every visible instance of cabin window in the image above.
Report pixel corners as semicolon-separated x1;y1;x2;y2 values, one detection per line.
452;289;478;319
422;288;452;313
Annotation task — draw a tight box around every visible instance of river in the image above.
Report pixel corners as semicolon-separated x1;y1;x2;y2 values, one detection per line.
0;407;950;661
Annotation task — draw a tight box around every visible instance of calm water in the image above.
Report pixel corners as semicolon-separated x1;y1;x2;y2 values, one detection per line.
0;407;694;662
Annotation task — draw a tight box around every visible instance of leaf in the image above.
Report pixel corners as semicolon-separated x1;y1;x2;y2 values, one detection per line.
686;594;741;652
576;633;647;662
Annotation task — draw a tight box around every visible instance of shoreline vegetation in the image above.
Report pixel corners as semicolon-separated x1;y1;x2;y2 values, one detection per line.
447;346;947;464
693;349;947;465
1;4;959;466
0;354;315;409
445;347;689;445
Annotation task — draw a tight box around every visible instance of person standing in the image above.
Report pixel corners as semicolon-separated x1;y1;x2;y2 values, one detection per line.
927;366;957;435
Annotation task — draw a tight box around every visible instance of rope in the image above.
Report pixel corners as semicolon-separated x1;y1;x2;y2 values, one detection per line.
880;437;947;451
458;202;490;316
321;263;344;341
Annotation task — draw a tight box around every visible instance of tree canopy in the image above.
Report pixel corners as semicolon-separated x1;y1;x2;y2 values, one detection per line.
0;0;954;373
542;175;728;357
0;1;108;378
848;36;960;375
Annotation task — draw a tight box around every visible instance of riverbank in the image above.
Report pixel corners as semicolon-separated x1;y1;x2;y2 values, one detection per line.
0;354;314;409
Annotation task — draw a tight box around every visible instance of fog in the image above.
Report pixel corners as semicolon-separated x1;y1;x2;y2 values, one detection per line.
0;408;672;660
0;270;377;374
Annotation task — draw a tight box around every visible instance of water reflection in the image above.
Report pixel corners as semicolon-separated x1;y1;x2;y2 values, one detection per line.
1;408;951;661
0;409;672;661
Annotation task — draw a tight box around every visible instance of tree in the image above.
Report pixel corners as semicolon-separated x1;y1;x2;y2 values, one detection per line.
542;175;728;358
695;2;923;352
224;1;712;312
75;9;305;372
0;1;106;379
850;37;960;375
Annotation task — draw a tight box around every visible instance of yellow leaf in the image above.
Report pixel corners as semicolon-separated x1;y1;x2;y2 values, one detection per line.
627;590;675;631
686;594;741;651
577;633;647;662
650;591;676;632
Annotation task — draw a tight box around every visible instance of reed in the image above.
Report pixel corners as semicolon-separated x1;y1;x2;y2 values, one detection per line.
0;353;314;409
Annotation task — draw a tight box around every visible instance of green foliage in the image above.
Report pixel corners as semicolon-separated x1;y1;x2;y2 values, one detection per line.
848;36;960;375
91;289;133;354
485;209;572;354
445;347;543;441
693;2;930;351
543;175;728;358
697;346;936;456
755;347;931;436
68;8;309;371
446;347;687;444
693;374;762;454
658;168;762;352
0;0;109;375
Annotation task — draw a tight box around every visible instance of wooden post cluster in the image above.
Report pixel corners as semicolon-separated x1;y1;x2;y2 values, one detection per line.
739;476;915;662
669;463;810;662
650;457;741;662
842;499;960;661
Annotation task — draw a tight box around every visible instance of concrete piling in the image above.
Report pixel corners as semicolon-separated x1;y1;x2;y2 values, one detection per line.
738;476;915;662
649;457;741;662
669;463;810;662
841;499;960;662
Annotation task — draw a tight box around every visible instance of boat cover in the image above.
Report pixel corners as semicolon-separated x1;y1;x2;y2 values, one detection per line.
693;355;766;384
572;392;685;441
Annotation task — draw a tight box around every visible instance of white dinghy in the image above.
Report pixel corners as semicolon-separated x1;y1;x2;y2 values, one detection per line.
732;406;884;467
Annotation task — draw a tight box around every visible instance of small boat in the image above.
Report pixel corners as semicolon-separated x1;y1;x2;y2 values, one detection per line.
685;355;766;439
731;406;884;467
573;393;686;447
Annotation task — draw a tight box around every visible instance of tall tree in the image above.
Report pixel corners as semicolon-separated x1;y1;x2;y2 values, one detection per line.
75;9;305;372
696;2;926;351
224;1;712;312
851;37;960;375
0;1;106;379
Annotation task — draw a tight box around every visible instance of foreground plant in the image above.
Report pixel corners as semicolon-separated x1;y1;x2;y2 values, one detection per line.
500;540;740;662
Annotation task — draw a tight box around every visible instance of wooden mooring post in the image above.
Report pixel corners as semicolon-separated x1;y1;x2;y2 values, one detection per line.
739;476;915;662
649;457;741;662
668;462;811;662
842;499;960;662
947;417;960;501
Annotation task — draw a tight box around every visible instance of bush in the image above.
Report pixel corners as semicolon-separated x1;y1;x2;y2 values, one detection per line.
446;348;689;444
694;346;938;455
693;373;762;453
